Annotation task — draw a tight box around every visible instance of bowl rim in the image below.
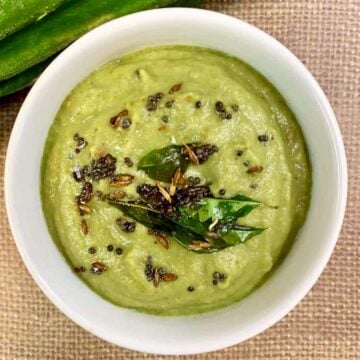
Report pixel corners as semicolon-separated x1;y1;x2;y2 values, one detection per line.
4;8;347;355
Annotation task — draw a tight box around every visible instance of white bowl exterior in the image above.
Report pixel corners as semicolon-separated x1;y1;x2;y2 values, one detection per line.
5;9;347;355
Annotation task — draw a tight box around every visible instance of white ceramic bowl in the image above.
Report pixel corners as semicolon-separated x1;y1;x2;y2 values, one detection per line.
5;8;347;355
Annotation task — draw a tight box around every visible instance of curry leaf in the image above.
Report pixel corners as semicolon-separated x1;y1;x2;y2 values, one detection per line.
220;225;265;245
137;145;188;182
168;225;221;254
180;196;259;224
174;206;209;235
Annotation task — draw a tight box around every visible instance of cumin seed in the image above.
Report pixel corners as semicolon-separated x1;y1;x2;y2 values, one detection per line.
162;273;177;282
78;204;91;215
153;268;160;287
183;144;200;165
110;174;134;187
247;166;263;174
109;190;127;200
189;240;211;250
110;109;129;128
90;261;107;275
156;234;169;249
169;168;181;196
156;181;172;203
168;83;182;94
80;219;88;235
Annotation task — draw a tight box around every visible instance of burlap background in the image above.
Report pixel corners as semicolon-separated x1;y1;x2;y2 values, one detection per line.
0;1;359;358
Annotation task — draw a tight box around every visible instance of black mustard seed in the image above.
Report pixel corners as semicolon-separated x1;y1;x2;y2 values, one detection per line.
258;134;269;142
88;247;96;254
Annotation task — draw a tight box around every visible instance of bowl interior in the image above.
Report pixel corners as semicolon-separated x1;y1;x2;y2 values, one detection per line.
5;8;347;355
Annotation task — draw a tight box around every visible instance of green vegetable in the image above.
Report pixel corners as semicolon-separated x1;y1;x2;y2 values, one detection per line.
0;0;204;96
0;0;178;81
0;0;68;40
109;195;265;253
0;57;53;97
137;145;188;182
